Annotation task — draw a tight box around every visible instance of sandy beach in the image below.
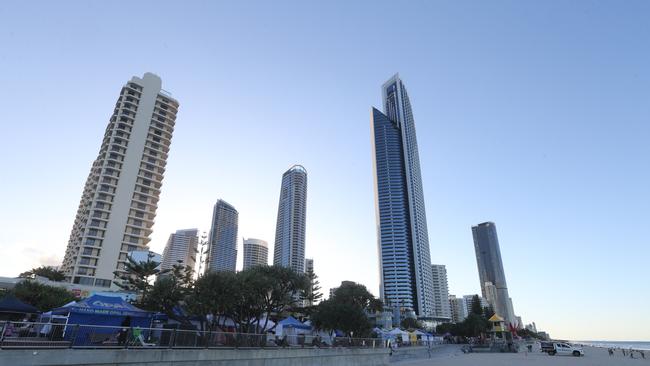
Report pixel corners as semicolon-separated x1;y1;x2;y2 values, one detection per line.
393;344;649;365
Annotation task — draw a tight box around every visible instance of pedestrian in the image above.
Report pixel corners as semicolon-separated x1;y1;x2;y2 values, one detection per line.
3;322;15;337
622;348;626;356
630;349;634;359
117;316;131;346
608;348;613;356
640;350;645;359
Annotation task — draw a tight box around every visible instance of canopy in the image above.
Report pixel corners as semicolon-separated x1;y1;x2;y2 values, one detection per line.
278;316;310;330
488;314;504;322
388;328;408;335
52;295;150;318
0;293;38;313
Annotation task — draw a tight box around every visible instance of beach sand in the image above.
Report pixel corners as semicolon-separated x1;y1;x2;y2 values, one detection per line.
393;344;649;365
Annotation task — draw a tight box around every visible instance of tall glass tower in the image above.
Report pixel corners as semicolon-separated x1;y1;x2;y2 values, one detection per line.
371;74;435;317
273;165;307;273
207;199;239;272
472;222;516;325
61;73;178;289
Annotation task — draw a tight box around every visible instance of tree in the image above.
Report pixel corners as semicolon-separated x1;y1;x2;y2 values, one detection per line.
245;265;309;332
19;266;65;282
331;281;380;311
112;253;161;306
311;298;371;337
143;262;195;325
459;313;490;337
185;270;239;331
470;295;483;316
400;317;422;330
300;267;323;308
311;281;380;337
12;281;76;311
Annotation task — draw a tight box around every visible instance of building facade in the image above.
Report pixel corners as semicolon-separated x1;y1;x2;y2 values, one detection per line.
207;200;238;272
273;165;307;273
472;222;516;324
242;238;268;270
449;295;467;323
304;258;314;274
431;264;452;320
161;229;199;273
462;294;489;316
61;73;178;289
371;74;435;317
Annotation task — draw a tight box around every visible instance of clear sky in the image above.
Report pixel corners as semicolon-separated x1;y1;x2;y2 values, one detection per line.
0;1;648;341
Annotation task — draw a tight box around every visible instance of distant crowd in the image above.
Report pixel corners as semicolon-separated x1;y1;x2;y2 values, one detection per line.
607;347;645;359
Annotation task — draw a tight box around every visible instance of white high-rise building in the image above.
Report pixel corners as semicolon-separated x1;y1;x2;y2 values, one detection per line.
449;295;467;323
61;73;178;289
242;238;268;270
273;165;307;273
431;264;451;320
161;229;199;273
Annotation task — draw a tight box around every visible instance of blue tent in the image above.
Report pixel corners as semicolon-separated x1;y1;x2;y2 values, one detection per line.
51;295;152;344
278;316;311;330
0;293;38;314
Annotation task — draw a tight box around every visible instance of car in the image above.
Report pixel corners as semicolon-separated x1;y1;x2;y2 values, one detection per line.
541;341;555;353
548;342;584;357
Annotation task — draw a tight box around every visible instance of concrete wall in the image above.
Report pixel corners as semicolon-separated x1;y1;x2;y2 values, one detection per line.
0;347;389;366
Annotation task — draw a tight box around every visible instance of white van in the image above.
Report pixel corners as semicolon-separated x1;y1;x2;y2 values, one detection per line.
548;342;584;356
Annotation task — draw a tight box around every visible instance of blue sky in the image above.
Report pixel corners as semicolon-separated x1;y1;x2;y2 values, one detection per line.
0;1;648;340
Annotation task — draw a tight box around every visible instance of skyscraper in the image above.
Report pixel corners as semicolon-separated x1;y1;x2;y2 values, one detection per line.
242;238;268;270
61;73;178;289
431;264;452;320
449;295;467;323
304;258;314;274
273;165;307;273
207;199;238;272
161;229;199;273
371;74;435;317
472;222;516;324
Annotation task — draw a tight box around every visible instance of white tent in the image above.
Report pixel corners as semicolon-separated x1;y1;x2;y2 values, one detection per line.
388;328;410;343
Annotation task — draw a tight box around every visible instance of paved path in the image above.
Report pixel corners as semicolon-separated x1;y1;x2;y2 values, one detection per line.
392;344;650;365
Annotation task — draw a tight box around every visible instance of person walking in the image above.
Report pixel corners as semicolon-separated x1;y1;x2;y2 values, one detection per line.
117;316;131;346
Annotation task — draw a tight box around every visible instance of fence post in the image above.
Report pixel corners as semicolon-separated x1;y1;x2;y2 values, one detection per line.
169;328;176;349
124;327;132;349
0;322;6;349
70;324;80;348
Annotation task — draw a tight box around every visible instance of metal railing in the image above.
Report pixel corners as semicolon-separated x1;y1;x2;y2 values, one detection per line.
0;321;385;350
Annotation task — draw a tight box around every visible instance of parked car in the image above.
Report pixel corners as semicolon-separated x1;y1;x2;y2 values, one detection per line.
548;342;584;357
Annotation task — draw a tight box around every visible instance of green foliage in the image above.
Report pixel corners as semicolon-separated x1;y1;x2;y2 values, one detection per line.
300;267;323;308
19;266;65;282
400;317;422;330
112;253;161;306
184;265;309;333
12;281;76;311
470;295;483;316
331;281;381;311
311;298;371;337
143;263;195;325
186;270;238;330
311;281;379;337
436;313;491;338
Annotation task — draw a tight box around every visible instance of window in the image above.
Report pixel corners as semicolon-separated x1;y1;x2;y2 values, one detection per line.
73;276;94;285
95;279;111;288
